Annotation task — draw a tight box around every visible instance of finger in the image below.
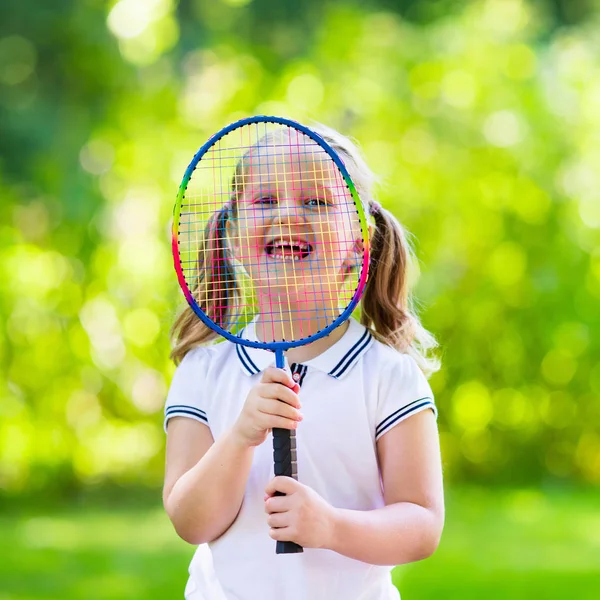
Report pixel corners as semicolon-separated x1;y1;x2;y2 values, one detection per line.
269;527;295;542
258;399;302;421
264;494;290;514
265;475;300;497
267;512;289;528
259;384;301;409
261;366;295;389
260;414;299;431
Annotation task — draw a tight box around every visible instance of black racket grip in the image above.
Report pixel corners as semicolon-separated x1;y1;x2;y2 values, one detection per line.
272;427;303;554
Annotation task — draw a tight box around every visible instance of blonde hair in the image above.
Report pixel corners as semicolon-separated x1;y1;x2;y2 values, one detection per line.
170;122;440;377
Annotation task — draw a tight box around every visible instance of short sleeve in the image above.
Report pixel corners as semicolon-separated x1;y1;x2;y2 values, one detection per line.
164;347;211;432
375;354;437;441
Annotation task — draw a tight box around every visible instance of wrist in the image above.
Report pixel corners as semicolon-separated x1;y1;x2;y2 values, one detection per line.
326;506;345;552
226;426;256;452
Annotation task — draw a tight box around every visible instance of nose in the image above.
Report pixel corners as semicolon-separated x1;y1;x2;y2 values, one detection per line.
271;196;305;225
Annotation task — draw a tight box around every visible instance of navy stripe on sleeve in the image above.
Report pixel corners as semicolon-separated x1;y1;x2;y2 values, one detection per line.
375;397;436;439
329;329;372;378
165;405;208;424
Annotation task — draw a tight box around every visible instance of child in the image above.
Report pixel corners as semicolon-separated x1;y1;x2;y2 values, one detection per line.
163;122;444;600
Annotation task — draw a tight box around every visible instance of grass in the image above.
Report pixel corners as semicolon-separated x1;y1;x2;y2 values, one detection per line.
0;486;598;599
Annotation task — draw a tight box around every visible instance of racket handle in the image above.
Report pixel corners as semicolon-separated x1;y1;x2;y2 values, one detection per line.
276;538;303;554
273;427;303;554
272;350;303;554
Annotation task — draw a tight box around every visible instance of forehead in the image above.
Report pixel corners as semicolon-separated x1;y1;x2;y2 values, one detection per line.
241;133;342;188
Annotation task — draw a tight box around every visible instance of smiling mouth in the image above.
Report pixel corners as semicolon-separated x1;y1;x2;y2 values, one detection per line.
265;240;313;261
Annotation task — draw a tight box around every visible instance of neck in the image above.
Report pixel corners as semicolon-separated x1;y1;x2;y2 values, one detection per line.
255;316;350;364
255;301;341;342
285;320;350;364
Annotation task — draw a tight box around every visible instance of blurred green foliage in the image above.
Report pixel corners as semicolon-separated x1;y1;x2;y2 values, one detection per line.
1;0;600;497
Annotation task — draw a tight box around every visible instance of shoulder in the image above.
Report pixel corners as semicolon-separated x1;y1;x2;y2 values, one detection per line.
365;335;425;382
367;339;436;439
167;342;235;394
176;341;233;372
164;342;237;430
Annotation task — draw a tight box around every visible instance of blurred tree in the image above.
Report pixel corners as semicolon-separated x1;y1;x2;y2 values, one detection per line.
0;0;599;497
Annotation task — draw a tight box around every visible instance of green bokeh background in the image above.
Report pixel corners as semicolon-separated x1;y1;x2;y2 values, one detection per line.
1;0;599;598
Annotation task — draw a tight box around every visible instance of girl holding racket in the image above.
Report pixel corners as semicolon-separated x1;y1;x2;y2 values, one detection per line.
163;118;443;600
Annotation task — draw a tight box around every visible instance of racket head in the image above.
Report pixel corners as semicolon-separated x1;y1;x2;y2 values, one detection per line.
172;115;370;351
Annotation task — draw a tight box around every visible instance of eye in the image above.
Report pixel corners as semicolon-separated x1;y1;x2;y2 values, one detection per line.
305;198;328;207
253;194;277;205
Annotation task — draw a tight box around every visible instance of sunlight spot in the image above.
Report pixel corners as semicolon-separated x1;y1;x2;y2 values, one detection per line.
107;0;170;40
480;0;530;36
552;322;589;357
541;350;577;386
503;44;536;80
488;242;527;288
484;110;526;147
80;139;115;175
79;296;125;370
123;308;161;347
131;369;166;414
66;390;102;431
579;195;600;229
460;429;492;463
452;381;493;432
441;70;477;108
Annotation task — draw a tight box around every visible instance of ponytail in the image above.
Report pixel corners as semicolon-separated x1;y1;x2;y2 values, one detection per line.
361;201;440;377
170;208;237;364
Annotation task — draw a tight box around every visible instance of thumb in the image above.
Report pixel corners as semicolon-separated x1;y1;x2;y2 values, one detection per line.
265;476;299;497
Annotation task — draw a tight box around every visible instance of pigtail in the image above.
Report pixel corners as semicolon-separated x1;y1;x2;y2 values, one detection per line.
361;202;440;377
170;208;237;364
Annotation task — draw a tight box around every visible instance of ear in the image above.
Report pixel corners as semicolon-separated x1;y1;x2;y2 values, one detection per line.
352;224;374;254
353;237;364;254
341;237;365;275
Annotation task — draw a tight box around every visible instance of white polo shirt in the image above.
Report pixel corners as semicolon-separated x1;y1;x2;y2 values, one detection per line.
164;317;436;600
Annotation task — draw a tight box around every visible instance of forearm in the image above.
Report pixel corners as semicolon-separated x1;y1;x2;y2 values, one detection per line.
165;428;254;544
329;502;444;566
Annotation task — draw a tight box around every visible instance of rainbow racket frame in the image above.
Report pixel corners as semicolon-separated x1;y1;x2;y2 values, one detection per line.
172;115;371;554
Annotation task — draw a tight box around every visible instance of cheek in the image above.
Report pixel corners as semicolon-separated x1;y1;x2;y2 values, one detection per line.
322;218;355;254
232;212;267;254
231;229;264;260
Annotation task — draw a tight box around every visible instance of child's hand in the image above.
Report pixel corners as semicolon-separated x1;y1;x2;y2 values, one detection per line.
232;367;302;448
264;477;337;549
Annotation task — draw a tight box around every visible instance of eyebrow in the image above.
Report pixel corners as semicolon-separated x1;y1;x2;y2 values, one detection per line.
241;186;337;206
244;180;338;196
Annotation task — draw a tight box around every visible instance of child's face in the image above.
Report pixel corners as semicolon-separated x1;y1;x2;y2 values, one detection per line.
229;135;362;313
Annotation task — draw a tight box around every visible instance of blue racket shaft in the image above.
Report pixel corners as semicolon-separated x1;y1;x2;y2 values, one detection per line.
272;349;303;554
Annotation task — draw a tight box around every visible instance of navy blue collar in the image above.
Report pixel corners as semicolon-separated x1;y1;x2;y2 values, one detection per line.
235;318;374;379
